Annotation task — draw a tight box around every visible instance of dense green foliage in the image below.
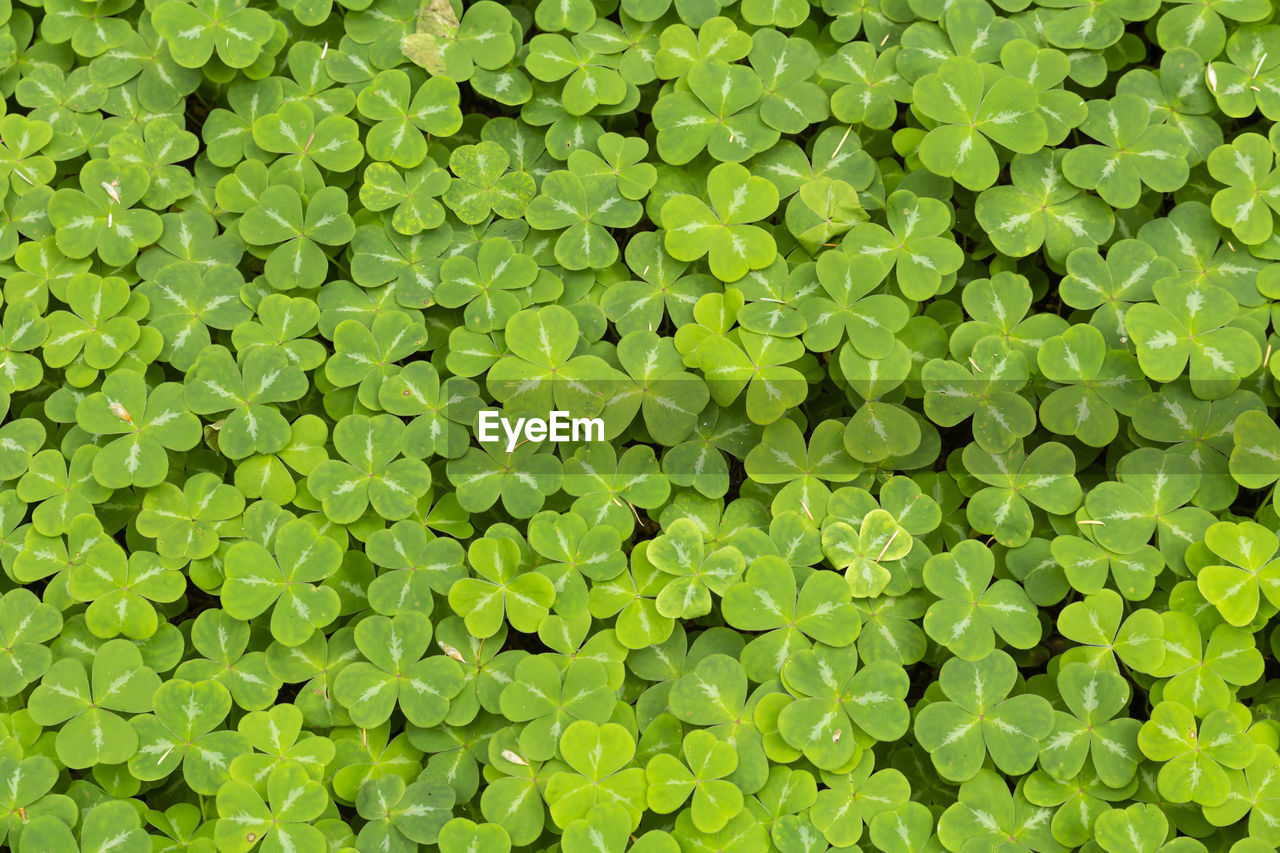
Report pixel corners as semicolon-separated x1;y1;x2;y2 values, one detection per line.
2;0;1280;851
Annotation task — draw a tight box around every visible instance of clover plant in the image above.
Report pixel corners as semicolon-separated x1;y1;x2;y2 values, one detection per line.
3;0;1280;851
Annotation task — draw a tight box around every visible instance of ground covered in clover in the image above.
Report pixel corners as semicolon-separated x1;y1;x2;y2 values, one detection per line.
3;0;1280;852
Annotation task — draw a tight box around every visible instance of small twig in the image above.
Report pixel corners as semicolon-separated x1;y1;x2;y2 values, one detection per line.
833;125;855;157
876;527;901;561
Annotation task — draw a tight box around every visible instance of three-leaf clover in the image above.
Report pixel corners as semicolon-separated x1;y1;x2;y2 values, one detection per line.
401;0;518;81
67;549;185;639
1037;322;1147;446
500;655;615;761
128;679;250;795
545;721;647;829
153;0;276;68
76;369;201;489
333;612;465;728
936;771;1059;853
253;101;364;175
662;162;779;283
961;440;1083;547
48;160;163;267
722;556;859;682
1206;132;1280;245
487;305;616;417
185;345;307;460
449;536;555;637
220;518;342;646
914;650;1054;782
922;540;1041;660
526;35;627;116
443;141;537;225
843;190;964;300
822;508;913;598
0;589;61;698
646;517;745;619
358;70;462;167
912;57;1047;190
1138;700;1255;806
360;160;451;234
777;644;909;771
28;638;161;768
307;414;432;523
646;730;743;833
1196;520;1280;627
652;59;778;165
42;274;140;375
1056;590;1167;675
696;331;806;425
525;170;642;270
142;262;251;371
215;763;330;853
355;776;456;850
435;237;539;332
976;150;1116;261
1039;663;1142;787
798;250;906;355
1126;279;1261;399
239;185;356;290
1061;94;1190;207
922;338;1037;454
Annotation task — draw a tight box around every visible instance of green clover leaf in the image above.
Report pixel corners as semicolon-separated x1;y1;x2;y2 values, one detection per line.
333;611;465;727
1207;132;1280;245
307;414;431;523
912;56;1047;190
220;518;343;646
652;59;778;165
28;638;161;769
1061;94;1191;208
923;539;1041;660
215;763;330;853
545;721;647;830
914;650;1053;782
1138;700;1255;806
357;70;462;167
185;345;307;460
778;644;909;771
154;0;276;69
76;370;201;489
